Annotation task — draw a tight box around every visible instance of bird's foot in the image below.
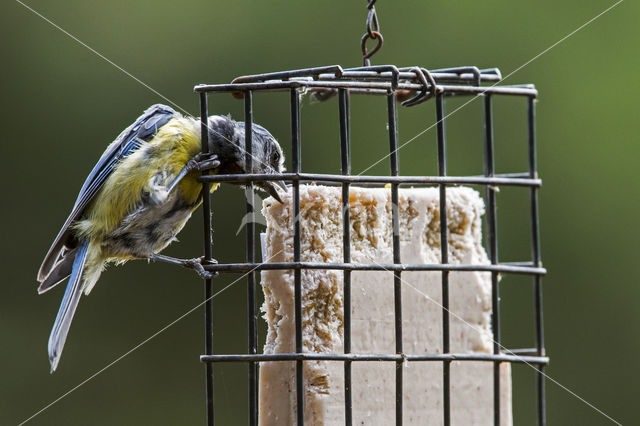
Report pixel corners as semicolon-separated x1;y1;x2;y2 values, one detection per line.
188;152;220;173
184;256;218;280
148;253;218;280
167;153;220;193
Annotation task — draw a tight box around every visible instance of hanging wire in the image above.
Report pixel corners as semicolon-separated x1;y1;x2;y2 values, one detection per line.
361;0;383;66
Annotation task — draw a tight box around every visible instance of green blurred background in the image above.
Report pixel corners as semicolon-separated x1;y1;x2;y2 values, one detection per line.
1;0;637;424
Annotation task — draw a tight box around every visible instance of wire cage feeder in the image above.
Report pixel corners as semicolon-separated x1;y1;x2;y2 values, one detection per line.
193;63;547;426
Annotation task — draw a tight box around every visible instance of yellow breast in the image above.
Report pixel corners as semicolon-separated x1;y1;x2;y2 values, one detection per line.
75;115;218;240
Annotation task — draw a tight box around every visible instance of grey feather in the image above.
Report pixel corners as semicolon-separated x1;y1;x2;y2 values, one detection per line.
207;115;286;201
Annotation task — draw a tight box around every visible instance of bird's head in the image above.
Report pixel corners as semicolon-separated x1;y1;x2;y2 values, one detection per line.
207;115;287;202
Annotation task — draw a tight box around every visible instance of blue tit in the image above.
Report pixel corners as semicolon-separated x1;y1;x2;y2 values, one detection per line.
37;104;286;372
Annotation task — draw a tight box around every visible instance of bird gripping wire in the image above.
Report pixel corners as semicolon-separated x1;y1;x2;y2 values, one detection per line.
361;0;383;66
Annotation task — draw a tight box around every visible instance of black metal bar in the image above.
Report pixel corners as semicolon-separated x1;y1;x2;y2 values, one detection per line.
231;66;500;86
232;65;344;83
343;69;496;85
339;88;353;426
345;86;351;162
290;88;304;426
528;97;546;426
201;353;549;365
346;66;401;88
200;92;215;426
195;81;538;98
231;66;496;82
484;94;501;426
199;172;542;187
201;261;547;275
436;93;451;426
501;261;540;267
306;82;534;97
507;348;542;356
232;65;499;84
387;90;403;426
243;91;258;426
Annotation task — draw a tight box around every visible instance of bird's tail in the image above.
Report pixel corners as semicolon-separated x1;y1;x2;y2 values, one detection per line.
48;240;90;372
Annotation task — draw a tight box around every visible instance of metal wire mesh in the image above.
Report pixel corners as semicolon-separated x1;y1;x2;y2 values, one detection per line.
194;65;547;426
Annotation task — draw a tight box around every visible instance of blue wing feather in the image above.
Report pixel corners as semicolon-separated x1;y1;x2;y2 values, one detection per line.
47;240;89;372
37;104;177;282
72;104;175;211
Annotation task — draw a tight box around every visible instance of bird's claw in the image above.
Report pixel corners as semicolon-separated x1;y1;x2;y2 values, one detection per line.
185;256;218;280
189;152;220;173
166;153;220;194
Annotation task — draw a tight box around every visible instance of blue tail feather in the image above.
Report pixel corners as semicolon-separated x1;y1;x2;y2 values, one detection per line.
48;241;90;372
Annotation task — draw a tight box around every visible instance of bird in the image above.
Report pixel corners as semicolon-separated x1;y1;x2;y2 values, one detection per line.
37;104;286;372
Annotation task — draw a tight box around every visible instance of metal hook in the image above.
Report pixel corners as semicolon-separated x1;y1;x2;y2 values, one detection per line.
360;0;383;66
366;8;379;38
400;67;440;107
361;31;383;67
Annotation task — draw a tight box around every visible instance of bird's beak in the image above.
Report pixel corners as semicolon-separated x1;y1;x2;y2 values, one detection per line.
265;180;288;203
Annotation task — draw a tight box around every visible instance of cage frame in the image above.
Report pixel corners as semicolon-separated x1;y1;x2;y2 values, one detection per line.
194;65;547;426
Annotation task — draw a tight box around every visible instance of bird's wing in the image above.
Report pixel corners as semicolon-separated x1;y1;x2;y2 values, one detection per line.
38;104;177;283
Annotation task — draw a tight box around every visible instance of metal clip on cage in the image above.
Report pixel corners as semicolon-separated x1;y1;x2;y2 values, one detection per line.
194;65;547;426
